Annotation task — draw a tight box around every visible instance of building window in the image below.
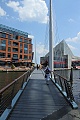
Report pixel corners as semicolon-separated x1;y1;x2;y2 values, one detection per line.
24;39;28;43
13;54;18;59
15;35;18;39
19;37;23;42
8;53;11;58
13;42;18;46
1;33;6;38
24;48;27;50
1;40;6;44
13;48;18;52
24;50;28;54
0;40;6;50
24;55;28;60
0;46;6;51
8;47;11;52
20;55;22;59
8;41;11;45
13;34;18;40
8;35;12;39
28;40;31;44
24;44;28;48
0;40;6;51
20;43;22;48
24;44;28;53
0;52;6;58
20;49;22;53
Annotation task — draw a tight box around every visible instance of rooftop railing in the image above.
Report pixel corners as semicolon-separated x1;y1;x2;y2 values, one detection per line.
0;24;28;37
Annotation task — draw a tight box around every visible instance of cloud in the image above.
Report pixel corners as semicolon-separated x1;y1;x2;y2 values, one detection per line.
0;6;6;16
28;35;34;39
65;32;80;43
65;32;80;56
33;42;48;63
68;18;75;23
36;42;48;55
66;37;77;42
6;0;48;23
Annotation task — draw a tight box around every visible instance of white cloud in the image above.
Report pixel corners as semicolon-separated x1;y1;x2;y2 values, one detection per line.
66;37;77;42
36;42;48;55
68;18;75;23
66;32;80;43
6;0;48;23
65;32;80;56
28;35;34;39
0;6;6;16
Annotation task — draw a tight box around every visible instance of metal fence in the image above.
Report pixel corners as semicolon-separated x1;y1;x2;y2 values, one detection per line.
0;68;34;116
52;71;78;109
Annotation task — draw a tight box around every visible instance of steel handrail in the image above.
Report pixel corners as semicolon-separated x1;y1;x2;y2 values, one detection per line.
0;70;29;94
52;71;75;103
53;71;68;81
0;67;34;116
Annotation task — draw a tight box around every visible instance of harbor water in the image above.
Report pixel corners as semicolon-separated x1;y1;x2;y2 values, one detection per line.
0;71;25;90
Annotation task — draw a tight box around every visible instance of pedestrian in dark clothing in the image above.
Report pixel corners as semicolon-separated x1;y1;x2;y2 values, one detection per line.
37;64;39;70
44;66;51;85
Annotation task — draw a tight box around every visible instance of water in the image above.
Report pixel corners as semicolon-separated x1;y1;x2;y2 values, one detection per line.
0;71;25;90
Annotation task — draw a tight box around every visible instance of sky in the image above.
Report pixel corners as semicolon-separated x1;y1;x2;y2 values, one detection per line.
0;0;80;64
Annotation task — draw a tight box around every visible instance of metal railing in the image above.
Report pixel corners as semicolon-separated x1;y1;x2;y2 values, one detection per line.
0;67;34;116
52;71;78;109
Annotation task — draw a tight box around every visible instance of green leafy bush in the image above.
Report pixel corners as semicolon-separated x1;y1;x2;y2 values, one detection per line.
11;64;15;69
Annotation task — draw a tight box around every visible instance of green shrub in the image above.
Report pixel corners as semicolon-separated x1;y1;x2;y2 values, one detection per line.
11;64;15;69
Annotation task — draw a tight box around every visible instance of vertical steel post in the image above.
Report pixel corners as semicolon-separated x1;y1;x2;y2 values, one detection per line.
49;0;54;72
35;39;37;66
70;67;73;86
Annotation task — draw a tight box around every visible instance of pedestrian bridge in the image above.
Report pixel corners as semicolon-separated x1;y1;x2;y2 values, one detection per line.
0;68;78;120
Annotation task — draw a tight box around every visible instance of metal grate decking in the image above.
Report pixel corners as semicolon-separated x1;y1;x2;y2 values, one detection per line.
7;69;72;120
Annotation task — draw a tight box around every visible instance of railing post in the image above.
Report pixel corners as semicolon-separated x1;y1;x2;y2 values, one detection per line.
26;73;28;82
21;75;25;89
64;80;70;99
70;67;73;87
54;74;57;83
64;80;74;102
67;82;74;102
0;93;2;116
59;76;64;91
8;82;16;109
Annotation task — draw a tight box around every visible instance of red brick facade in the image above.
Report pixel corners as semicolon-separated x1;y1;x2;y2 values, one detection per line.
0;31;33;65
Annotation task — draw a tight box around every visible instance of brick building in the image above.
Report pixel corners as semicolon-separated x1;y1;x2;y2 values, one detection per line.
0;24;33;66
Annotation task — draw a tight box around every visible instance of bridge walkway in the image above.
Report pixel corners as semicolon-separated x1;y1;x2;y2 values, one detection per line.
7;69;72;120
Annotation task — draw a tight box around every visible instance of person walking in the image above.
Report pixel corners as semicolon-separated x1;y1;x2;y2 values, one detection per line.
44;66;51;85
37;64;39;70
